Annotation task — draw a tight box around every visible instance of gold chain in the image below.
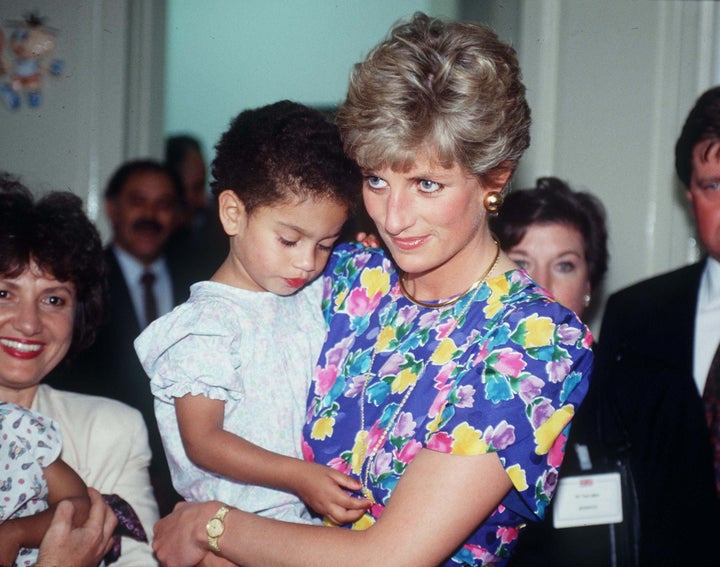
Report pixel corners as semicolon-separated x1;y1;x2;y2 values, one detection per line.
398;239;501;309
358;240;501;502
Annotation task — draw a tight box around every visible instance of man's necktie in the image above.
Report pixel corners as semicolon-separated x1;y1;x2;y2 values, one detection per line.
702;340;720;494
140;270;158;326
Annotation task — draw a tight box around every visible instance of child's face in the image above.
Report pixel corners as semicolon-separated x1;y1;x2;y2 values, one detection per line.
228;196;348;295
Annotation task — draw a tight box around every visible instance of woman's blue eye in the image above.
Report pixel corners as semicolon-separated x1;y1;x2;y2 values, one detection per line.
557;261;576;273
365;176;387;189
418;179;441;192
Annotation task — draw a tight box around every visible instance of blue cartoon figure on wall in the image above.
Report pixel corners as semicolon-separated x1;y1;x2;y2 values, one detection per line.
0;12;63;110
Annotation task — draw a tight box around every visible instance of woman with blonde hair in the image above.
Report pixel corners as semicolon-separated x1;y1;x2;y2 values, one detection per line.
153;13;593;567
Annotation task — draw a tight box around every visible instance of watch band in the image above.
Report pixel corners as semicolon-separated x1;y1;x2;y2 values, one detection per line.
206;505;230;553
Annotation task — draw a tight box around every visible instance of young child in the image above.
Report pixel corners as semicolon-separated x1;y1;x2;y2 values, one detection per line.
0;402;90;567
135;100;370;525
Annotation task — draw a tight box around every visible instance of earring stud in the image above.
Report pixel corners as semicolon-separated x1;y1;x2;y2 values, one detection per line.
483;191;503;216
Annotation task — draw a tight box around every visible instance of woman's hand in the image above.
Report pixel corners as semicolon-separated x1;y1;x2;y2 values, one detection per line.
153;500;220;567
197;555;239;567
35;488;117;567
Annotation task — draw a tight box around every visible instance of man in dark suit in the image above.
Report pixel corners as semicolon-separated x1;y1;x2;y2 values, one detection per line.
594;87;720;566
49;159;191;515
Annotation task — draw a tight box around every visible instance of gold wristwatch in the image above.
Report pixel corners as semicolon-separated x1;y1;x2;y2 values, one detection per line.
206;505;230;553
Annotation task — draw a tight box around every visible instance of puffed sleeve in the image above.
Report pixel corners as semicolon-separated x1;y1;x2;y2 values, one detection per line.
135;299;244;403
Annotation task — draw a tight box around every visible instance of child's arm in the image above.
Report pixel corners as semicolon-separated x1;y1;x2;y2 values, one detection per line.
176;393;370;524
0;458;90;565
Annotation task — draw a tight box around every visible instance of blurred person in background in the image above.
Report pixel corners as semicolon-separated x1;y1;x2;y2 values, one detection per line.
492;177;625;566
48;159;189;516
592;86;720;566
165;135;227;282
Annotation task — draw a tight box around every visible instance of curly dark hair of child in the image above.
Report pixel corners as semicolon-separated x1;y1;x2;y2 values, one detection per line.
210;100;361;216
0;171;107;357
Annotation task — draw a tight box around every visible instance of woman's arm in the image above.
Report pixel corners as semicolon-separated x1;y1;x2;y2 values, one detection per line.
0;458;90;564
175;394;368;523
153;448;512;567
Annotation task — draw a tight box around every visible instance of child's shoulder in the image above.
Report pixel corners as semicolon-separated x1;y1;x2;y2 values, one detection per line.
0;401;45;424
136;282;240;352
179;280;261;318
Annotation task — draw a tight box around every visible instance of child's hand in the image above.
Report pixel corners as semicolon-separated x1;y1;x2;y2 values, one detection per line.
294;462;371;525
355;232;380;248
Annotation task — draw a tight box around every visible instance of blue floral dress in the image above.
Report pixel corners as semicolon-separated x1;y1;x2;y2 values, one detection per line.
302;244;593;566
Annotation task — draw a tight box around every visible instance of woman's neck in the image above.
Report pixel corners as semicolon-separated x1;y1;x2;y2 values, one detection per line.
400;233;502;302
0;384;39;408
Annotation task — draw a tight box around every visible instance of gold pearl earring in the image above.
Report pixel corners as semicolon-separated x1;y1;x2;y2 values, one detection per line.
483;191;503;216
583;294;591;307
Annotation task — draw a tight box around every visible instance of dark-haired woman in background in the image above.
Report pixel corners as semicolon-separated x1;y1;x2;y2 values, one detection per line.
0;172;158;565
492;178;635;566
491;176;608;321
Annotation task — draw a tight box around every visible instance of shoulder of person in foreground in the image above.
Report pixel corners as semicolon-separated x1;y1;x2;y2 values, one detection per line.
602;260;704;319
322;241;391;291
595;260;704;358
32;384;160;566
487;274;594;434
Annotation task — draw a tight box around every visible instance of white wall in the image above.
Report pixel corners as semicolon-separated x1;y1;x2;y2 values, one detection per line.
0;0;165;240
164;0;454;169
514;0;718;332
2;1;717;335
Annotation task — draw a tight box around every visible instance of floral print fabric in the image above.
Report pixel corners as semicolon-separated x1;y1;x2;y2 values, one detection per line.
0;402;62;567
302;244;593;566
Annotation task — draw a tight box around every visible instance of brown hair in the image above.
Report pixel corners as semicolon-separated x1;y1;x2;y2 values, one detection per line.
336;12;530;183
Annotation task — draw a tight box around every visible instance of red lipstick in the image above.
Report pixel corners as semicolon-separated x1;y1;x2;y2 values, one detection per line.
284;278;308;289
0;337;45;360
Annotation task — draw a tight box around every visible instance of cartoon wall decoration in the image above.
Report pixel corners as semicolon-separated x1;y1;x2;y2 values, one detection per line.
0;12;63;110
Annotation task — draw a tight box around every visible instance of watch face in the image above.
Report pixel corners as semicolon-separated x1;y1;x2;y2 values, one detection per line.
207;518;224;538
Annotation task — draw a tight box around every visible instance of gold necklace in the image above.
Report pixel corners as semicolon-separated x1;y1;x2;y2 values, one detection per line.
398;239;501;309
356;243;501;502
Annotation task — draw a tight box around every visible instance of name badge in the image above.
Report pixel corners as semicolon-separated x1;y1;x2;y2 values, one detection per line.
552;472;623;529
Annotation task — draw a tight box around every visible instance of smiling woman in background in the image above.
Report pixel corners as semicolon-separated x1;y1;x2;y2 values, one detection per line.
0;172;159;566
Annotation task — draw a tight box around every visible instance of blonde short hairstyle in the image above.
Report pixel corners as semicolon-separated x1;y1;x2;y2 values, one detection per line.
336;12;531;181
